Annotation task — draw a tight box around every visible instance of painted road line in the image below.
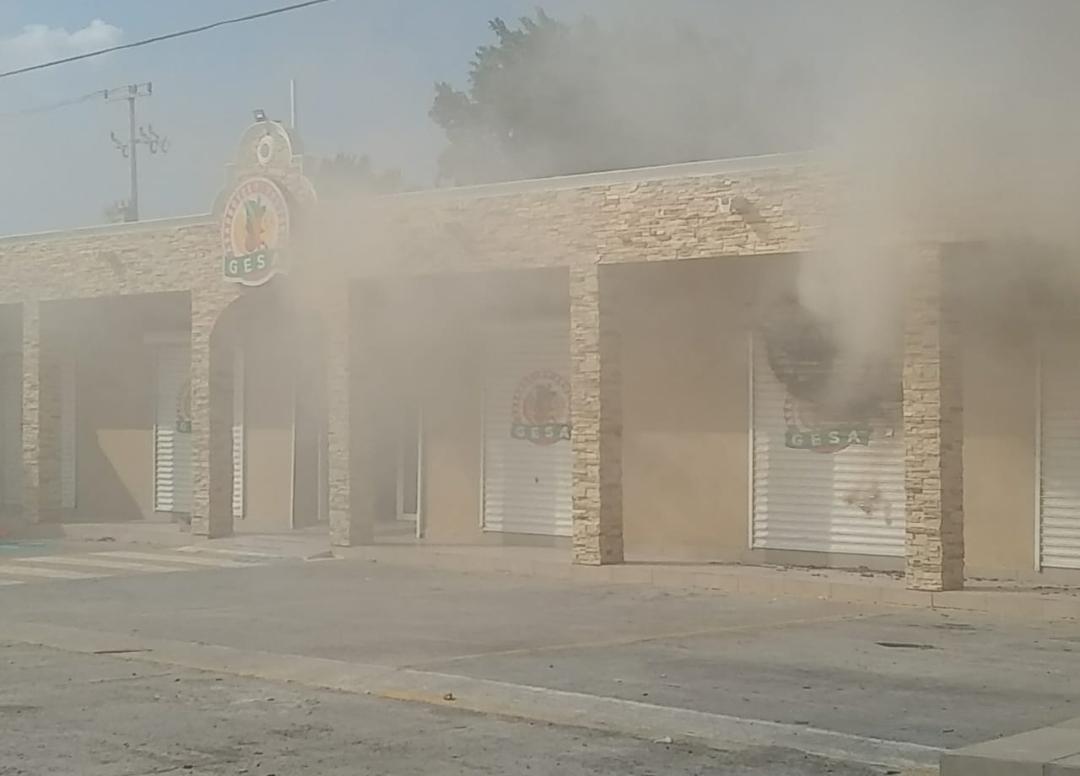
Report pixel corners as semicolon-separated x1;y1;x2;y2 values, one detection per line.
176;546;281;559
0;565;105;580
0;579;24;586
96;551;254;569
13;555;183;574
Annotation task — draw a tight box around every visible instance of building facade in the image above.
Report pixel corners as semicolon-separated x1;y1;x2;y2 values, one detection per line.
0;121;1074;592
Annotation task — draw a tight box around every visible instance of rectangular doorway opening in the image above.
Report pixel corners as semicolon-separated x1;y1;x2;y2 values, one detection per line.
396;406;423;538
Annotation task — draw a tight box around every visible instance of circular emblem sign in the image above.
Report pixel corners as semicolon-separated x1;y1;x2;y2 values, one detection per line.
221;177;290;287
255;135;276;166
511;370;572;446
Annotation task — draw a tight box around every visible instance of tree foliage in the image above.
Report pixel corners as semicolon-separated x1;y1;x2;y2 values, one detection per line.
430;9;818;185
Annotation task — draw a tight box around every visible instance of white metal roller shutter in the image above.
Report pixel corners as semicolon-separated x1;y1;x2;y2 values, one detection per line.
752;343;905;556
232;348;245;519
1039;343;1080;569
154;345;193;514
483;321;572;537
0;355;21;508
60;357;76;509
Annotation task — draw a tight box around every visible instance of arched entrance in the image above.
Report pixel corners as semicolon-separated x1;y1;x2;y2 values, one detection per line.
208;285;327;535
189;117;323;539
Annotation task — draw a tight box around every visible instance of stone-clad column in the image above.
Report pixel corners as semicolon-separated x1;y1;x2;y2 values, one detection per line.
21;301;61;523
326;282;375;546
190;291;234;539
903;245;964;591
570;264;624;565
21;301;41;522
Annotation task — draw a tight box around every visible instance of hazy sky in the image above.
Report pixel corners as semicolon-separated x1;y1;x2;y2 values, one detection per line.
0;0;611;234
0;1;1054;235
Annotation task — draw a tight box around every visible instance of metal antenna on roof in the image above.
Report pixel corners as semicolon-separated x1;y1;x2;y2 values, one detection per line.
290;79;300;136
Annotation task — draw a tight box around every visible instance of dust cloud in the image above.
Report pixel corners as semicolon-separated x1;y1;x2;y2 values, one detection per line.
310;0;1080;393
795;0;1080;380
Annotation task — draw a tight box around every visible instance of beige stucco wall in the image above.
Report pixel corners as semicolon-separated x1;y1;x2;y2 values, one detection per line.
64;294;190;523
239;314;296;534
396;270;570;545
409;259;839;561
954;249;1047;577
962;323;1038;574
420;337;484;544
616;259;760;561
74;330;155;523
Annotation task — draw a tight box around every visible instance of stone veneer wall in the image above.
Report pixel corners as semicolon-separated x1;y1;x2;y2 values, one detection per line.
569;265;623;565
903;246;965;591
307;158;830;558
0;157;964;586
0;220;221;304
0;219;237;529
310;161;827;279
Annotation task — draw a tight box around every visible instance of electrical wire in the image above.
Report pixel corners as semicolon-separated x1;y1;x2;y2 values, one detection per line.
0;89;107;119
0;0;336;80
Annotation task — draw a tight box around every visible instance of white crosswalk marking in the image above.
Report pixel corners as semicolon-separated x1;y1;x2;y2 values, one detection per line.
13;555;182;574
0;546;285;587
0;565;104;580
97;551;251;568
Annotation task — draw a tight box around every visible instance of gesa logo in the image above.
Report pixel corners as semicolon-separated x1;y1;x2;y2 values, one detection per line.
510;370;571;446
783;394;871;454
221;177;290;287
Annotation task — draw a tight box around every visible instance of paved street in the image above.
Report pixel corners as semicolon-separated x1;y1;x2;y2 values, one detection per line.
2;643;884;776
1;542;1078;774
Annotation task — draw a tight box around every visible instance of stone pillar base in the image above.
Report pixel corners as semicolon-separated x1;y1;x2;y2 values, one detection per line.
903;246;964;592
570;264;624;566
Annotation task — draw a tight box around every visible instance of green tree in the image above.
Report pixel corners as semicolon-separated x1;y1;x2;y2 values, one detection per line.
430;9;818;185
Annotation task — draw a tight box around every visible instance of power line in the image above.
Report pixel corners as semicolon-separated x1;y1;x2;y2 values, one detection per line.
0;89;106;118
0;0;336;80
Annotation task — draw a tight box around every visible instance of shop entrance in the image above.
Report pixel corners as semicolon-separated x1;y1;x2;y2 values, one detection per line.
481;320;573;538
751;296;905;559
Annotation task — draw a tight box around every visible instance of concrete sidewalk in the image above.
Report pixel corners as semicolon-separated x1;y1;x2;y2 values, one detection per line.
333;542;1080;620
8;522;1080;622
942;716;1080;774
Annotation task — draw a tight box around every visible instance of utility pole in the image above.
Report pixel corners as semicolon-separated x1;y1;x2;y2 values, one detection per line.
106;82;168;222
290;78;299;134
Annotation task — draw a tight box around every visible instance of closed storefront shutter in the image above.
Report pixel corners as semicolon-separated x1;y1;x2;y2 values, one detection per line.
483;321;572;537
752;341;905;557
1040;343;1080;569
0;355;21;508
232;348;245;519
60;357;76;510
154;345;193;514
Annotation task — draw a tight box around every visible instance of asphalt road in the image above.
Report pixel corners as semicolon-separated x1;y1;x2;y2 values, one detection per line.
2;643;885;776
1;542;1077;773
